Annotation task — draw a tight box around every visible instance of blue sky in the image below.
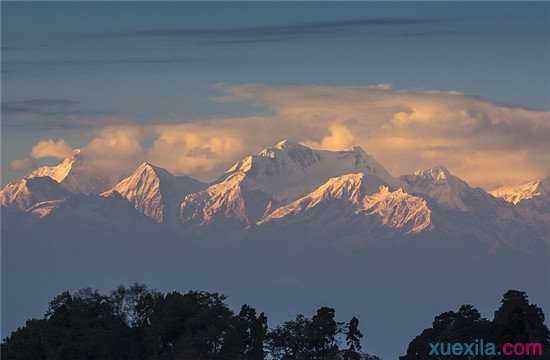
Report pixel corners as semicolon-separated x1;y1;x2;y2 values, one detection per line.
2;2;549;184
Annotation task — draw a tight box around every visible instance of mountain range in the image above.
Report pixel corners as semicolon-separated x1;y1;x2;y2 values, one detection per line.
2;139;549;252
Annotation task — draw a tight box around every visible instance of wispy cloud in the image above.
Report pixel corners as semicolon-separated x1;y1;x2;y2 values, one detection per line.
3;57;198;67
2;99;80;116
1;99;123;130
1;57;200;75
91;17;461;44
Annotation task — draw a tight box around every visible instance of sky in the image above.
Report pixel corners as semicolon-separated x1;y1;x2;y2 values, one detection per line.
2;2;550;189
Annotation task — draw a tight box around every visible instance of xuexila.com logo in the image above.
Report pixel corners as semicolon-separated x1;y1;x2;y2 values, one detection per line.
429;339;544;357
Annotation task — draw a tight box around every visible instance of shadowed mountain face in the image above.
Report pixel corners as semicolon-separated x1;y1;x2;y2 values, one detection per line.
2;140;549;358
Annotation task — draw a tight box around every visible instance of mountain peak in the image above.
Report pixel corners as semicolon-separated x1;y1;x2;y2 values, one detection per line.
105;162;205;224
30;156;76;183
259;172;431;235
0;176;71;211
491;177;550;205
134;161;168;177
350;145;364;153
273;139;306;150
28;151;114;194
413;165;452;182
401;166;476;210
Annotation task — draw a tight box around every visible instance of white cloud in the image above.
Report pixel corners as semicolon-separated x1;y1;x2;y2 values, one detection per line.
80;125;145;175
31;139;74;159
304;123;355;151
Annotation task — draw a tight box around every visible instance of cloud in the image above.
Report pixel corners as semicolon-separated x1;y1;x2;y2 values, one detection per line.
92;17;460;44
304;124;355;151
80;125;146;174
31;139;74;159
2;57;198;75
15;85;550;189
1;99;80;115
146;117;283;179
1;98;121;130
148;124;244;177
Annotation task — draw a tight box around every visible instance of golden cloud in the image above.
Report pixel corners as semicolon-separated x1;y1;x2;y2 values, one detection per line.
31;139;74;160
16;85;550;189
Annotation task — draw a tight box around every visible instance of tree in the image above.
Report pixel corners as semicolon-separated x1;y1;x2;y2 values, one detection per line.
44;288;135;360
343;317;363;360
145;291;234;359
2;285;372;360
401;304;491;360
267;307;344;360
401;290;550;360
1;319;48;360
221;304;268;360
110;283;162;328
305;307;341;360
493;290;550;358
1;288;136;360
267;314;309;360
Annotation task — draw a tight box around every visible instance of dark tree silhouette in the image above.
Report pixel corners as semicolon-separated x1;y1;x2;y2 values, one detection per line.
267;314;309;360
306;307;341;359
401;289;550;360
1;284;372;360
343;317;364;360
220;304;268;360
493;290;550;344
2;288;136;360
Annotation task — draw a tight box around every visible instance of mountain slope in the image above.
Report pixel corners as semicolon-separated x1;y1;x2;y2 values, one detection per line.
223;140;400;201
491;178;550;207
104;162;205;224
180;140;400;230
400;166;549;250
26;192;151;225
400;166;507;213
0;176;71;211
491;178;550;242
259;172;432;237
180;171;274;230
29;149;114;194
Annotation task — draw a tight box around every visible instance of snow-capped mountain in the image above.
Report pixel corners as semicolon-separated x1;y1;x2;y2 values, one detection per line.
180;140;400;229
2;139;549;251
223;140;400;201
26;192;151;225
180;171;275;229
0;176;71;211
491;178;550;208
400;165;507;213
399;166;550;251
491;178;550;242
29;149;114;194
104;162;205;224
259;172;432;235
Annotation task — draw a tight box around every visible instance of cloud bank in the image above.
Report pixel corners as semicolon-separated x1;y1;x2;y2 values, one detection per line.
13;85;550;189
